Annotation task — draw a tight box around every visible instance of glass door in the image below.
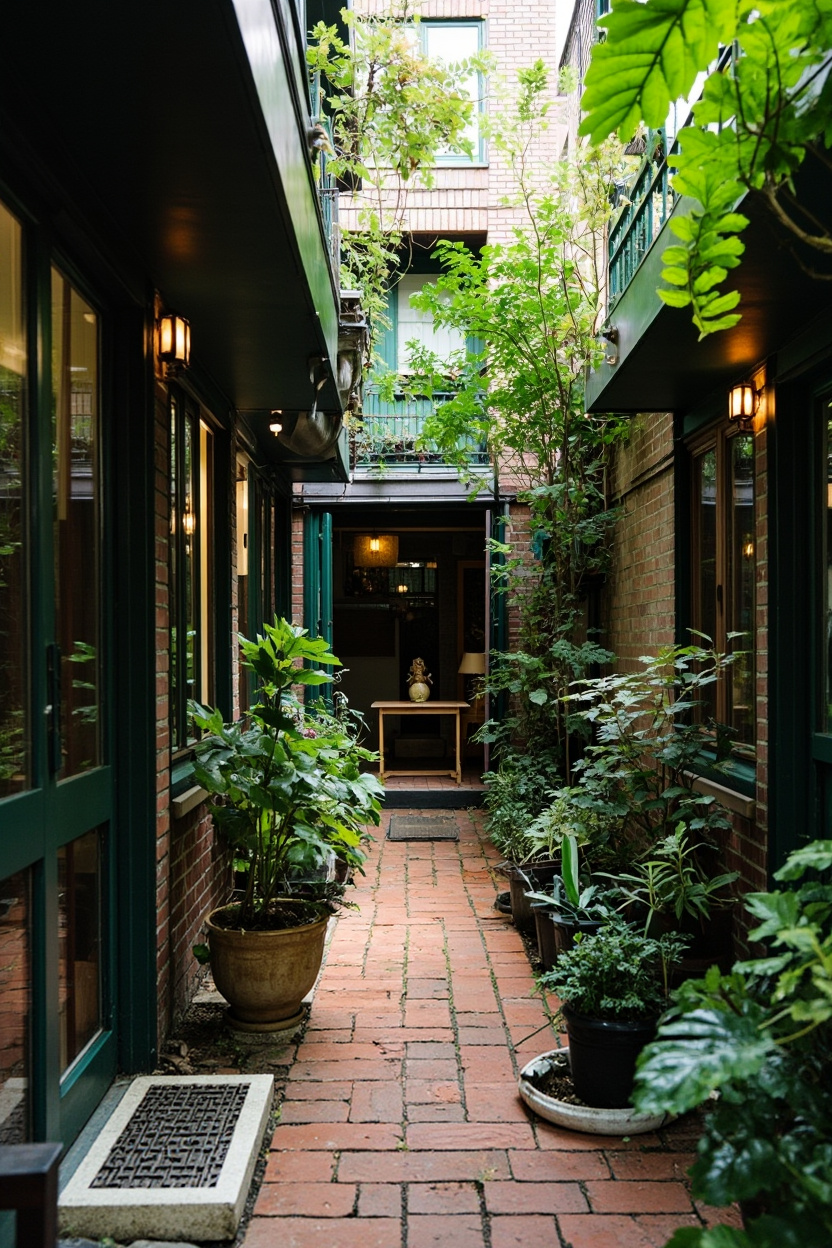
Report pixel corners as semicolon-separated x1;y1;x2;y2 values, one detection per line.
0;198;115;1147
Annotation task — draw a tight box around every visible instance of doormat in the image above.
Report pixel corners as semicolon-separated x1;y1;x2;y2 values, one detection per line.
59;1075;273;1241
388;814;459;841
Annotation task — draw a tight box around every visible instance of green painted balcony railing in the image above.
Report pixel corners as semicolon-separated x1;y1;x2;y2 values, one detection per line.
608;47;734;309
353;389;489;470
309;72;340;280
608;137;677;310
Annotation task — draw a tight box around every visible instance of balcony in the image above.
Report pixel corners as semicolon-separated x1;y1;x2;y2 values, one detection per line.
309;72;341;284
608;140;677;311
352;388;489;471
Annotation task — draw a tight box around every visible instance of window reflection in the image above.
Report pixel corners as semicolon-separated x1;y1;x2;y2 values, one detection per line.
695;448;717;722
52;269;101;777
826;411;832;733
170;396;214;749
0;870;30;1143
0;201;29;796
58;830;102;1072
728;435;755;745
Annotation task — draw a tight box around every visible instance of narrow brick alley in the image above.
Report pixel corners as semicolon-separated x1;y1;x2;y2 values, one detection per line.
242;807;742;1248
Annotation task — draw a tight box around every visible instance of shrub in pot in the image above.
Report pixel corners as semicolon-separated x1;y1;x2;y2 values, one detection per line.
632;839;832;1248
539;916;685;1107
190;617;384;1030
564;641;739;854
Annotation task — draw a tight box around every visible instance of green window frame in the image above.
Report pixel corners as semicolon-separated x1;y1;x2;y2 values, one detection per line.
169;391;215;753
689;422;757;758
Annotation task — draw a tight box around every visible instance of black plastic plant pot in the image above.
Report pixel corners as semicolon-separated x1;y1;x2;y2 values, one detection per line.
551;914;603;958
533;907;557;971
561;1004;657;1108
506;860;559;934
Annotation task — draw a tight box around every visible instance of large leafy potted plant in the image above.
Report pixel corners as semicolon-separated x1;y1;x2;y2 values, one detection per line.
539;917;685;1107
190;618;384;1031
632;839;832;1248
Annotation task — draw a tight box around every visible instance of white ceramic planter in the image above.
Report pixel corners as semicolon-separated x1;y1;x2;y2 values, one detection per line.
517;1048;670;1135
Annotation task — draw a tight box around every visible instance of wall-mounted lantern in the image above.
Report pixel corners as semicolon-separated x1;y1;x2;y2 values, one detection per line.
353;534;399;567
158;313;191;375
728;382;758;429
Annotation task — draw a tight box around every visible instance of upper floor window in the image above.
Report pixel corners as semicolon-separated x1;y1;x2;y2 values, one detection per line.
395;274;466;374
690;426;756;752
421;21;485;164
170;392;214;752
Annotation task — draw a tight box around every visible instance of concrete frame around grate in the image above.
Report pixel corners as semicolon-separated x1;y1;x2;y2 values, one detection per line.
58;1075;273;1242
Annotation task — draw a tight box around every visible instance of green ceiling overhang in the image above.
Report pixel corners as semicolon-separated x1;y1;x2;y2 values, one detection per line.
586;169;832;415
0;0;346;474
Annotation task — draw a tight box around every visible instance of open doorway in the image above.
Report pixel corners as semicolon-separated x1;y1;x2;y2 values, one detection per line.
329;509;488;781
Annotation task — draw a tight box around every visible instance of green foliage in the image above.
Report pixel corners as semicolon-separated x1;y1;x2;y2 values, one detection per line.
521;788;622;867
307;2;492;347
632;840;832;1247
481;750;559;861
540;916;686;1021
611;822;738;934
565;640;738;848
394;65;630;774
580;1;832;337
190;617;383;929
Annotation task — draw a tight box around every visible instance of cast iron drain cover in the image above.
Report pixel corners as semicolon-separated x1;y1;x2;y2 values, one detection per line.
91;1082;248;1189
388;815;459;841
59;1075;273;1242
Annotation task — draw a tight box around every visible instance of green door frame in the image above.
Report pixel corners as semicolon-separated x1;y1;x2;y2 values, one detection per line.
0;195;159;1157
303;510;333;705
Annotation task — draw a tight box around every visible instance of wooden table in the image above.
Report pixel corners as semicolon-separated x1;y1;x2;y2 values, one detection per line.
371;700;469;785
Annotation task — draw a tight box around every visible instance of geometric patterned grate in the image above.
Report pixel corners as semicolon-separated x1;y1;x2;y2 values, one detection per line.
388;814;458;841
90;1084;248;1189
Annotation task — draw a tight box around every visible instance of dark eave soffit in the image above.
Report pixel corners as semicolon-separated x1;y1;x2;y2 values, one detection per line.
0;0;344;475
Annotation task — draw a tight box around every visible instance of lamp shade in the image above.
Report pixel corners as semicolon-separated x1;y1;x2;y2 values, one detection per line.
728;382;755;422
354;534;399;567
158;313;191;368
458;652;486;675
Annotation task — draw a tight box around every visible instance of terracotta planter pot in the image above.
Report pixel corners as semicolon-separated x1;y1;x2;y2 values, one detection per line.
206;902;330;1032
561;1003;657;1108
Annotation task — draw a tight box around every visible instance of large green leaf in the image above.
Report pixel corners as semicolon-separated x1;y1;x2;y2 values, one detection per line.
632;1004;775;1115
579;0;739;143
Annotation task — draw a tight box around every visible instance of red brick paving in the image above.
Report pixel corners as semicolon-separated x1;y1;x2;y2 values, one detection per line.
243;807;740;1247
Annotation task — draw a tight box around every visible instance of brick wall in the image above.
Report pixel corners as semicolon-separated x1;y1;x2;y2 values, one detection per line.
153;374;173;1040
346;0;567;242
603;412;676;668
602;404;771;945
153;370;235;1040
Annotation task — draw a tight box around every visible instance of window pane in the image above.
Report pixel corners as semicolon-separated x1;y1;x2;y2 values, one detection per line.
0;202;29;796
695;448;718;719
826;410;832;733
199;420;213;709
423;23;481;161
184;411;197;723
0;870;31;1142
727;434;755;745
52;270;102;778
58;828;102;1072
397;275;466;373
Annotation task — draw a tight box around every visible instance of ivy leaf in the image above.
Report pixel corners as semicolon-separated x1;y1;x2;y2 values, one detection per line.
579;0;739;143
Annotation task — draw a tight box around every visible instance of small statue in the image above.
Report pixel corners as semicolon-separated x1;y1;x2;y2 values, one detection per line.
407;657;433;703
